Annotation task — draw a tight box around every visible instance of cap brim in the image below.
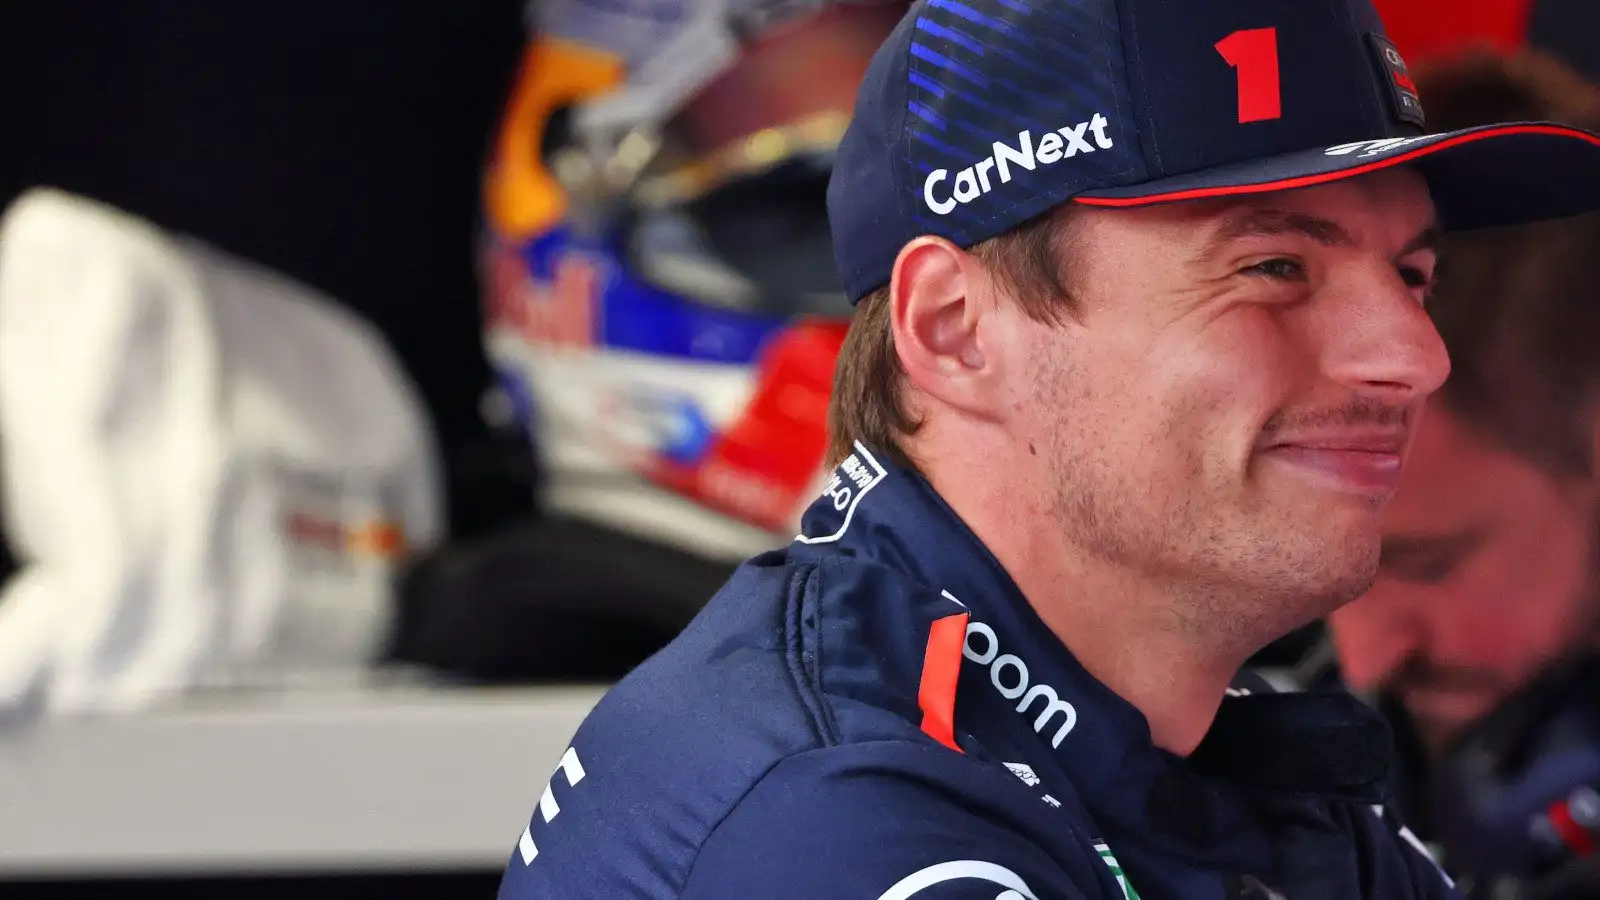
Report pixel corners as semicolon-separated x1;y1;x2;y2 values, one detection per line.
1073;122;1600;230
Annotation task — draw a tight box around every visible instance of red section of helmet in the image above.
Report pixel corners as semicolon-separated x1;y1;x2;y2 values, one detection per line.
643;320;847;533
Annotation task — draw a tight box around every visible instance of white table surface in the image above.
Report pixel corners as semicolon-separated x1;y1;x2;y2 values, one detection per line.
0;683;608;878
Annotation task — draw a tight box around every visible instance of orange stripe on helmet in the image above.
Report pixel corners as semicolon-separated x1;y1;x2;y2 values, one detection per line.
483;38;626;240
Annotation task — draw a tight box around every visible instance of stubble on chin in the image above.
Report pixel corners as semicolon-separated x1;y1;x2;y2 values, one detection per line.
1042;435;1386;655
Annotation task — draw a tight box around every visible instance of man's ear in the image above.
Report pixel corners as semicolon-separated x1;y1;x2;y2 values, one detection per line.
889;236;999;420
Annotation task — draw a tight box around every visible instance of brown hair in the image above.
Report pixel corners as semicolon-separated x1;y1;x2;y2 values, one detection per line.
826;208;1074;467
1415;49;1600;476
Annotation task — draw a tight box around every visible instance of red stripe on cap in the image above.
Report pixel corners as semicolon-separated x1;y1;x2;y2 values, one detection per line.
1549;797;1599;857
1074;124;1600;208
917;612;969;753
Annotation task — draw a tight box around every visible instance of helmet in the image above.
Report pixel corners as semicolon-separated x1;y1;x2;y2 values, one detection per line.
478;0;904;559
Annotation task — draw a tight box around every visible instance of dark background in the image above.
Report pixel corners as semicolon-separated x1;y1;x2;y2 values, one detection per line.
0;0;534;552
0;2;525;896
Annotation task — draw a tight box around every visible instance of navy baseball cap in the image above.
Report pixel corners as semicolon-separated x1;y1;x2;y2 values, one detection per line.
827;0;1600;302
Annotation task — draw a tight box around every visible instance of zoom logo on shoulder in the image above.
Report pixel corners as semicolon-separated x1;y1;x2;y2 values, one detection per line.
875;860;1040;900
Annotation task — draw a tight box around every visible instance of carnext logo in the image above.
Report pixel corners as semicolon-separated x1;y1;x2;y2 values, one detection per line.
923;114;1114;215
964;621;1078;748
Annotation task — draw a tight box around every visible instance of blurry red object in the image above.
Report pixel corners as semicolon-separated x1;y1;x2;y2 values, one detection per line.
1373;0;1533;62
645;320;848;533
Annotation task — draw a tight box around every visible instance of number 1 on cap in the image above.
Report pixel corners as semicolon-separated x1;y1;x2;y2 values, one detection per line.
1216;27;1282;123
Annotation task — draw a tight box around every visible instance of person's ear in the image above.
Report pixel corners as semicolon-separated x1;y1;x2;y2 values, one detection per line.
888;236;1002;422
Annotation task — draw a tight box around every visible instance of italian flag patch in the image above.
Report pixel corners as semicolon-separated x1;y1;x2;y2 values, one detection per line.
1094;842;1142;900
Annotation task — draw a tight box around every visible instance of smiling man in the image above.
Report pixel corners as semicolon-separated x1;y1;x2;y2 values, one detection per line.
497;1;1600;898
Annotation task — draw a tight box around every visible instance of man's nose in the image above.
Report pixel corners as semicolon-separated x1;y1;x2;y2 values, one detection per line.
1327;590;1423;693
1319;271;1451;403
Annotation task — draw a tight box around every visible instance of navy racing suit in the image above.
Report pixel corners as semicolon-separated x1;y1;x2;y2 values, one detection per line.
496;442;1461;899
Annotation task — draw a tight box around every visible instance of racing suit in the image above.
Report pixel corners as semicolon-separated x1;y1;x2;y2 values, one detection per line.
496;442;1461;899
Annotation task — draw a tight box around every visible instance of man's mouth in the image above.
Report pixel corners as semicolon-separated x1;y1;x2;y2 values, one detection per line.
1400;684;1503;751
1402;683;1497;722
1259;430;1408;494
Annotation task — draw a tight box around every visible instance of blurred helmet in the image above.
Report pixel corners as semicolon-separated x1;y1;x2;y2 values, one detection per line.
479;0;903;559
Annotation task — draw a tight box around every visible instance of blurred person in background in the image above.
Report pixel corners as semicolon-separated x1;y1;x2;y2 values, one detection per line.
385;0;908;682
1324;49;1600;900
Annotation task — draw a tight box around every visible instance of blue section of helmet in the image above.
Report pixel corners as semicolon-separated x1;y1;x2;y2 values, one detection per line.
519;224;792;365
630;389;718;465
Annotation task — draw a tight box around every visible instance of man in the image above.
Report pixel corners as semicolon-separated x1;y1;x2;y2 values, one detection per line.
1329;47;1600;758
1323;49;1600;893
497;0;1600;897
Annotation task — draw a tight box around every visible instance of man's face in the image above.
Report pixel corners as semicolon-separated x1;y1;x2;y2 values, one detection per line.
1010;168;1446;647
1327;406;1600;754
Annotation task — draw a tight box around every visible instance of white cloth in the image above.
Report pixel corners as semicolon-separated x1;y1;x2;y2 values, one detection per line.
0;188;444;714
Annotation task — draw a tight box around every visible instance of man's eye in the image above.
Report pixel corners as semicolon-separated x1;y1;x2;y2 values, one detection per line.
1243;258;1307;281
1399;265;1436;307
1398;265;1432;289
